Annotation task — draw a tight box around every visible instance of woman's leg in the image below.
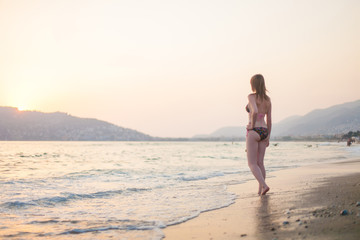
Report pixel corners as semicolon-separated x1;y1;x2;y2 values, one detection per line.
258;141;267;178
246;131;268;194
258;141;268;194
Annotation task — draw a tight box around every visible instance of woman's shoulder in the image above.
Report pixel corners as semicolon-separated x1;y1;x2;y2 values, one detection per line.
248;93;256;99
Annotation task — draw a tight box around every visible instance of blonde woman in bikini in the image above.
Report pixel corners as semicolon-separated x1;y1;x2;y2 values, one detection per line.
245;74;272;195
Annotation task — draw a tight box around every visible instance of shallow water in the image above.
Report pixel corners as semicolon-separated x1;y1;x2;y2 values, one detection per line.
0;141;357;239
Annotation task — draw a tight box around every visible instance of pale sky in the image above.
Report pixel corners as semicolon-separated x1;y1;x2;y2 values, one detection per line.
1;0;359;138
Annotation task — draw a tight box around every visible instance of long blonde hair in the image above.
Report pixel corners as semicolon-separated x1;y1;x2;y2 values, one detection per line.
250;74;269;101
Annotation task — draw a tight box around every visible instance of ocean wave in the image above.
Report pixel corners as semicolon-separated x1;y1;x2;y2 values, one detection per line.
29;219;60;224
1;169;131;186
60;226;121;235
0;188;150;209
178;171;225;181
1;200;37;209
61;169;129;179
58;220;165;235
15;152;61;158
177;170;245;182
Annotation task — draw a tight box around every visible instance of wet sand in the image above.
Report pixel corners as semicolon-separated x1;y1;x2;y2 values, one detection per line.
164;159;360;239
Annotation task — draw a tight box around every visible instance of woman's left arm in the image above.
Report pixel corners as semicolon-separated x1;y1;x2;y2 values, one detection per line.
247;94;258;129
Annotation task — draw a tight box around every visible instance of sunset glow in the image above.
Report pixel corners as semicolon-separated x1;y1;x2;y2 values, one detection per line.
1;0;359;137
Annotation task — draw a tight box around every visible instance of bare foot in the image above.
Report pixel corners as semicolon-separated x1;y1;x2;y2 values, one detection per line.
261;186;270;195
258;184;262;195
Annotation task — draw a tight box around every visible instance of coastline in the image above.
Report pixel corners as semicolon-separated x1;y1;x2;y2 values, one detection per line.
163;159;360;239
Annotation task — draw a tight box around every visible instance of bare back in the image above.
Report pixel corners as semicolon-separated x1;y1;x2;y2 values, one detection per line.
248;94;272;129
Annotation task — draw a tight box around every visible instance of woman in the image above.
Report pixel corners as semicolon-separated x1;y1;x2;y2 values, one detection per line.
245;74;272;195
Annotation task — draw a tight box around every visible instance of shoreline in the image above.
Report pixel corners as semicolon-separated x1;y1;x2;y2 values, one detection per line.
163;159;360;239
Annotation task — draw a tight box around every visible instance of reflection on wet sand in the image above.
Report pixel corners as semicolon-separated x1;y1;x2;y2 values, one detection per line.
255;195;277;239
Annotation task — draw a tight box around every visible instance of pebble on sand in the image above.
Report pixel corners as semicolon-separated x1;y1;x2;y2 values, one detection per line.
340;209;349;216
356;201;360;207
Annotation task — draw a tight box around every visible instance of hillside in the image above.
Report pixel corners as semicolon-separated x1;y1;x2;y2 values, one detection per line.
0;107;153;141
272;99;360;136
193;99;360;139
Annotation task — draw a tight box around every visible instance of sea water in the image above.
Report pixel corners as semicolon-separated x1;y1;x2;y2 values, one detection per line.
0;141;358;239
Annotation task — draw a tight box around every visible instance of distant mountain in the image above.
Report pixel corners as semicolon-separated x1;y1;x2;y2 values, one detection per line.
0;107;153;141
272;99;360;136
194;99;360;139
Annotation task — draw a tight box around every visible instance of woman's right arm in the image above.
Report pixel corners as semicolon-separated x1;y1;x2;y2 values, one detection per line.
264;101;272;146
266;101;272;135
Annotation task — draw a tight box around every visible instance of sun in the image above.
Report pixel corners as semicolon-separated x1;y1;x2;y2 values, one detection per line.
17;106;28;111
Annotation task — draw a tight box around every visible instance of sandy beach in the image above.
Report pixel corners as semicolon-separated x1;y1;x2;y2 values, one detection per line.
164;159;360;240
